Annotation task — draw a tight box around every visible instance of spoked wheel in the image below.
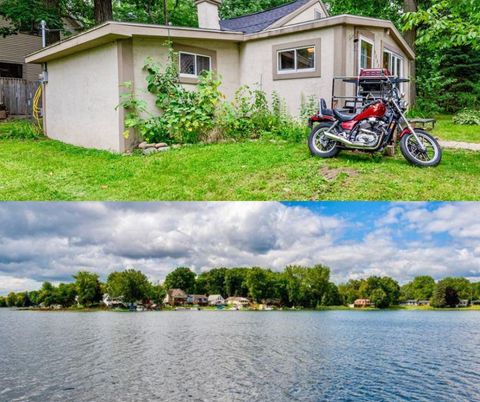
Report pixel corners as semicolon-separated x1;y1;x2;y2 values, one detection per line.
308;123;340;158
400;129;442;167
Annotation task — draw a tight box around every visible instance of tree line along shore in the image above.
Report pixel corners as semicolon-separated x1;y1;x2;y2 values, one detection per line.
1;266;480;311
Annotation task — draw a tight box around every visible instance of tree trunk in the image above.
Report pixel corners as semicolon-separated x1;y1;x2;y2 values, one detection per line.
44;0;61;45
94;0;113;24
403;0;417;106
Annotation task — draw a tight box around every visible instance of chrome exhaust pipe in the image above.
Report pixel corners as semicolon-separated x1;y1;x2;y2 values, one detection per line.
324;132;384;150
324;132;355;146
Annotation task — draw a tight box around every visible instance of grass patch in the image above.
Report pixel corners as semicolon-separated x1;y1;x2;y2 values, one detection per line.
0;119;42;140
0;136;479;201
433;115;480;143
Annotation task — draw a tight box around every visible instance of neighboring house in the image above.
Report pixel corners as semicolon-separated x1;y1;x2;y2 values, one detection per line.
26;0;415;152
187;294;209;305
164;289;188;306
102;294;126;308
417;300;430;306
400;300;418;306
262;298;283;307
457;300;469;308
0;17;81;81
353;299;374;308
225;297;251;308
208;294;225;306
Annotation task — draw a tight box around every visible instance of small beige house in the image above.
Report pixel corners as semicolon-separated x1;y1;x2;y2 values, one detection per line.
26;0;415;152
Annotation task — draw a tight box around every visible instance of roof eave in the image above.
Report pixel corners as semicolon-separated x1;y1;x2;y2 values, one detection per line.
26;21;244;64
245;14;415;59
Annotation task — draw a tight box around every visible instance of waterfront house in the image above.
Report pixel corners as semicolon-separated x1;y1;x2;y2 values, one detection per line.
164;289;188;306
353;299;374;308
457;300;469;308
102;294;127;308
25;0;415;152
187;294;209;305
262;298;283;307
208;294;225;306
417;300;430;306
226;297;251;308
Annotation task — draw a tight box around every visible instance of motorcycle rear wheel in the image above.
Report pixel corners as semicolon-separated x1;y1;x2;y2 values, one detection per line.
400;129;442;167
308;123;340;158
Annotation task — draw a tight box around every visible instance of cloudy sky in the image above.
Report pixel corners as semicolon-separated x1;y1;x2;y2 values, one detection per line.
0;202;479;294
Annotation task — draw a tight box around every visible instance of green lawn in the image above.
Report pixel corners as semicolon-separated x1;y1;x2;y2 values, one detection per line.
433;115;480;143
0;137;479;201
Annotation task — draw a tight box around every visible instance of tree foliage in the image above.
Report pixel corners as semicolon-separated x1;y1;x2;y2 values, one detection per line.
401;275;435;300
164;267;196;293
106;269;152;303
74;271;103;306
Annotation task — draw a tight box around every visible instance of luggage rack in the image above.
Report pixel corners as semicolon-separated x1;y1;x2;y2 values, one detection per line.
331;68;409;113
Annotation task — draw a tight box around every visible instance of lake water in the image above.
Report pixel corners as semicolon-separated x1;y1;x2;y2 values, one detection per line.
1;309;479;402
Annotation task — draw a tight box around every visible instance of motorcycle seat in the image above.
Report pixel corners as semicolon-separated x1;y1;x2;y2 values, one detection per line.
319;98;355;122
332;109;356;122
319;98;334;117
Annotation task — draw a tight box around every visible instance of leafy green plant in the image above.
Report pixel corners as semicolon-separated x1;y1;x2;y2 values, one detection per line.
0;120;42;140
453;109;480;126
119;42;310;145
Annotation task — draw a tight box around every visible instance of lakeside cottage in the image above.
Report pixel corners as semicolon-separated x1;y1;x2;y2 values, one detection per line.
208;294;225;306
226;297;251;308
187;294;209;306
25;0;415;152
164;289;188;306
353;299;374;308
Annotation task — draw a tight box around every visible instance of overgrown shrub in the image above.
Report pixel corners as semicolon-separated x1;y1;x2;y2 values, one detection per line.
453;109;480;125
0;120;42;140
119;43;309;145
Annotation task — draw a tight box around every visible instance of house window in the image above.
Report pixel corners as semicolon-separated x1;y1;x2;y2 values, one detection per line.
0;62;22;78
383;49;403;77
179;52;211;77
359;37;374;71
277;46;315;74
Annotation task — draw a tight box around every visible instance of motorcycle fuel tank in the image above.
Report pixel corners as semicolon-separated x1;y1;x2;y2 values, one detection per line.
341;101;387;131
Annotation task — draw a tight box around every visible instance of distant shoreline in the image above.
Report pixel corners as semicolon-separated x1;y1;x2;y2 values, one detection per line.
7;305;480;313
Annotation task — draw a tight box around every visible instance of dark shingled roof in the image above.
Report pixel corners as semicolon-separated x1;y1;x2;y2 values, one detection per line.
220;0;312;34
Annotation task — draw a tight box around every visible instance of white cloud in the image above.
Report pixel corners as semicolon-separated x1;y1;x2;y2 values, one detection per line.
0;202;479;294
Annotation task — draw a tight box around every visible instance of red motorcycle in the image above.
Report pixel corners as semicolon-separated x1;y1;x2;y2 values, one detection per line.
307;78;442;167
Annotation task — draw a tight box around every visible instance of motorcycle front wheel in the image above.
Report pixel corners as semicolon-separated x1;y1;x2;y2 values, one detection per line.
308;123;340;158
400;129;442;167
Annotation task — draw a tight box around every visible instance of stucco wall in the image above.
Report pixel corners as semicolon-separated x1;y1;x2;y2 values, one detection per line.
342;25;412;102
44;42;122;151
131;37;241;116
240;28;336;116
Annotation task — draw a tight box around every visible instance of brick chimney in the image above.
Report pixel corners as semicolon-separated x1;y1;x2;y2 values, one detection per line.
195;0;222;30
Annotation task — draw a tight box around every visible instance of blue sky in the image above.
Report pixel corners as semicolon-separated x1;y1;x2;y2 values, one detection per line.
0;202;479;293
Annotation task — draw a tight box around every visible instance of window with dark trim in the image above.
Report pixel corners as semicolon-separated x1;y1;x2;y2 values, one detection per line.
277;46;315;74
0;62;22;78
272;39;321;80
179;52;212;78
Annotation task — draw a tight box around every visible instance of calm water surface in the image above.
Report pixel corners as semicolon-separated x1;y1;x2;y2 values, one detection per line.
1;309;479;402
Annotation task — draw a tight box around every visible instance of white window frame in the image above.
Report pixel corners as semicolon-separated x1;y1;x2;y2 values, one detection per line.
277;46;316;75
383;49;403;77
179;51;212;78
358;36;374;73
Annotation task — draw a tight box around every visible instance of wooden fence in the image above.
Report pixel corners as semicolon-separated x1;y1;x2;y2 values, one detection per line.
0;78;40;116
